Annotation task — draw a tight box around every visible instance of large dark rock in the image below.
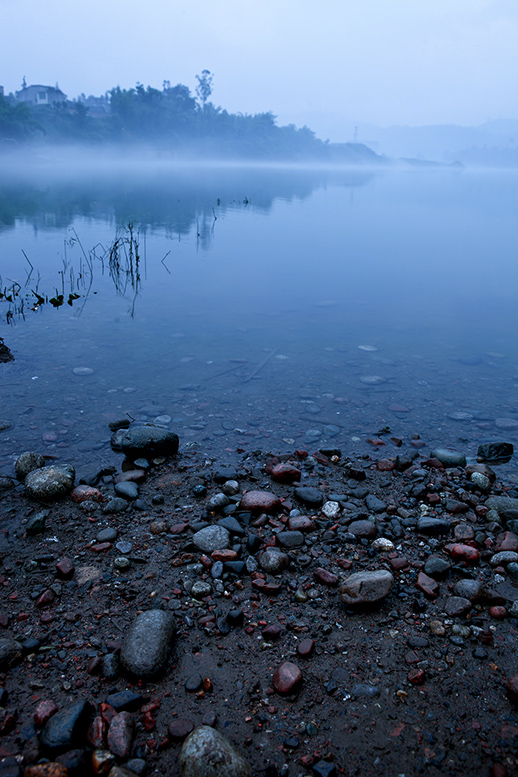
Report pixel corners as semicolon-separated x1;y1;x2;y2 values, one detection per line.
120;609;176;679
114;425;179;458
25;465;75;501
477;441;513;464
40;699;94;753
0;636;23;670
294;486;324;507
339;570;394;607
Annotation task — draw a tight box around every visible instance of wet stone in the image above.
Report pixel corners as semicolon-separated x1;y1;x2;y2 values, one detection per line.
102;498;128;514
271;463;301;484
297;638;315;656
179;725;252;777
417;516;451;536
40;699;94;753
314;568;339;586
15;451;46;482
454;579;484;601
277;530;305;548
259;548;289;575
478;441;513;463
114;481;139;500
116;425;179;458
273;661;303;694
0;636;23;670
365;494;386;513
25;465;75;501
105;690;144;712
416;571;439;598
348;519;377;539
185;673;203;692
423;556;451;579
120;610;176;679
430;448;466;468
294;486;324;507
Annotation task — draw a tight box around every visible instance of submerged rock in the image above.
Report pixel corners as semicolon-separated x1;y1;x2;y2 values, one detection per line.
179;725;252;777
430;449;466;468
25;465;75;501
114;425;179;458
15;451;46;482
120;609;176;679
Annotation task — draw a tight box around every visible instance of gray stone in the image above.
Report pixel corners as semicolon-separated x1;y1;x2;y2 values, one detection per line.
259;548;290;575
339;569;394;607
102;497;129;514
443;596;472;617
191;580;212;599
207;493;231;512
477;442;513;463
40;699;94;753
348;519;378;539
471;472;491;492
276;530;305;548
417;516;451;536
485;497;518;514
454;579;484;601
116;425;179;458
14;451;46;482
294;486;324;506
423;556;451;579
120;609;176;679
193;525;230;552
179;725;252;777
495;418;518;431
25;465;75;501
114;481;139;500
97;527;118;542
430;448;466;468
365;494;386;513
490;551;518;566
0;636;23;670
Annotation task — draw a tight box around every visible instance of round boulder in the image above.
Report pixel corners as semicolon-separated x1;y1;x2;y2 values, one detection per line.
120;609;176;679
15;451;46;482
25;465;75;501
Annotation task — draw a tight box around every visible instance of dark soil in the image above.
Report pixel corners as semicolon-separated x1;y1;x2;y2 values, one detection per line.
1;441;518;777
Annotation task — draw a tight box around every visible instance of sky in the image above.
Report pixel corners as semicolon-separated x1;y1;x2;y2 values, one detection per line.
1;0;517;137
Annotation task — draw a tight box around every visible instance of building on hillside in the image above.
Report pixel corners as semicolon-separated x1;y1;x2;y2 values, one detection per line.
15;84;67;106
77;93;111;117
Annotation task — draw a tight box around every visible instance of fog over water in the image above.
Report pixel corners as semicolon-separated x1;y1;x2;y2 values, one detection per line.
1;160;517;479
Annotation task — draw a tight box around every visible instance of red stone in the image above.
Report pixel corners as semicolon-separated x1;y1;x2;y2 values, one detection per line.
240;490;281;514
377;459;395;471
489;606;507;620
86;715;106;748
408;668;426;685
71;484;102;503
288;516;314;532
448;544;480;564
314;568;339;586
115;469;146;483
92;542;112;552
55;557;74;579
252;580;282;595
100;703;117;726
36;589;55;608
107;711;135;758
211;549;238;562
25;765;68;777
273;662;303;694
170;522;189;534
495;532;518;553
427;494;441;504
33;700;58;727
416;571;439;598
389;556;410;572
271;464;301;484
168;719;195;740
297;638;315;657
262;624;282;640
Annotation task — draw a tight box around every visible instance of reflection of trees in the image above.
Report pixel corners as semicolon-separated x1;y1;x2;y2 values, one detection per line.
0;164;376;238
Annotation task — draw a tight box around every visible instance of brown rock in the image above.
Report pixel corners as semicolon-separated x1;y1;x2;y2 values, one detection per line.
506;674;518;703
24;766;68;777
495;532;518;553
314;568;339;586
107;712;135;758
271;463;301;484
55;558;75;580
348;520;378;539
34;700;59;728
168;719;195;740
288;515;314;532
443;596;472;617
416;571;439;598
297;638;315;657
71;485;102;503
240;490;281;514
273;661;303;694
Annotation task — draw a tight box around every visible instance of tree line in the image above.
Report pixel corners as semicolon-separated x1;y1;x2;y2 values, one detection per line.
0;73;380;162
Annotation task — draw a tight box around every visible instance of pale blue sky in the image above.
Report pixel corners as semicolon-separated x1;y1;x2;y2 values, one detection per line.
1;0;517;130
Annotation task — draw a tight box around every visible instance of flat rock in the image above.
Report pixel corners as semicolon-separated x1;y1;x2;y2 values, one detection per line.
443;596;472;617
486;496;518;514
239;491;281;514
114;481;139;500
276;530;305;548
339;569;394;607
116;425;179;458
417;516;451;536
25;465;75;501
495;418;518;431
454;579;484;601
120;610;176;679
107;711;135;758
365;494;386;513
348;519;377;539
193;526;230;552
430;449;466;468
179;725;252;777
294;486;324;506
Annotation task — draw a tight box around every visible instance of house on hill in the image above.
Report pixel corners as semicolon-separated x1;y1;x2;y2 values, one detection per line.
16;84;67;106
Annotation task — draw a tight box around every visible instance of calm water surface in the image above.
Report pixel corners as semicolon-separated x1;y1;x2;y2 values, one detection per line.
1;161;517;479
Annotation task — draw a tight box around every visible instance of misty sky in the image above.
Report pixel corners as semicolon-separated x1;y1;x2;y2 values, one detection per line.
2;0;517;134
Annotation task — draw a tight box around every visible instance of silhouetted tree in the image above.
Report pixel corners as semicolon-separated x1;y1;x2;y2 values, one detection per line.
195;70;213;108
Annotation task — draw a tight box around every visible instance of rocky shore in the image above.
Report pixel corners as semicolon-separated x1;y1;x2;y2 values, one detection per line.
1;423;518;776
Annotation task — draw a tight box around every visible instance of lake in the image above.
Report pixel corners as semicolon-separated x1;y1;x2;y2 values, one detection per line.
1;157;517;480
